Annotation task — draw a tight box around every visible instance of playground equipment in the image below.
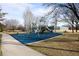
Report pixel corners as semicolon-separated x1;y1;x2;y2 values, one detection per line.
32;17;53;33
23;8;53;33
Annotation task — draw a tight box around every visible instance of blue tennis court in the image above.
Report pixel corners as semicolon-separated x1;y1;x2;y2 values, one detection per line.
11;32;62;44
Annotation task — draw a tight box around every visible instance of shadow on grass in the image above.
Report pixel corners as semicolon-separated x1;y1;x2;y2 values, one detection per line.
27;45;79;53
44;40;79;42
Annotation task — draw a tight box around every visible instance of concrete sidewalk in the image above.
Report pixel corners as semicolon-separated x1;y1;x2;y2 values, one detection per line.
1;33;44;56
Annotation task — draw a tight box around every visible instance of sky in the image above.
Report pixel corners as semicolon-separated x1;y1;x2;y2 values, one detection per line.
0;3;68;27
0;3;52;25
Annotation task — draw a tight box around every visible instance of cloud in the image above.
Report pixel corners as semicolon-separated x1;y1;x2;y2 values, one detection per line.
32;7;52;17
0;3;52;25
0;3;33;24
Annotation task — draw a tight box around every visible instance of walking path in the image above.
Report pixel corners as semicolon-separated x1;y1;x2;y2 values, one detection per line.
1;33;44;56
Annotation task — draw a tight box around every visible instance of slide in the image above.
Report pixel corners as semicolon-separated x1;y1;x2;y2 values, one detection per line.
46;26;53;32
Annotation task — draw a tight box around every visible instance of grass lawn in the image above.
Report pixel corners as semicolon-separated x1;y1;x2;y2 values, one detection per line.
27;33;79;56
0;34;2;56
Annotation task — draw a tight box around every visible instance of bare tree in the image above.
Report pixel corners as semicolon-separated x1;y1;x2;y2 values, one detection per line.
43;3;79;32
57;3;79;32
42;7;61;32
61;11;75;33
4;19;19;31
17;25;25;31
0;7;7;32
23;8;34;33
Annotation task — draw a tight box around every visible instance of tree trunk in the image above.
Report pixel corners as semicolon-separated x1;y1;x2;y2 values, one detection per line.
71;20;74;33
75;21;78;32
54;19;57;32
0;23;3;32
72;25;74;33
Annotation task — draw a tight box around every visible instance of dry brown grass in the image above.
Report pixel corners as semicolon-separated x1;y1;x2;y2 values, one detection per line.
27;33;79;56
0;34;2;56
3;31;26;34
